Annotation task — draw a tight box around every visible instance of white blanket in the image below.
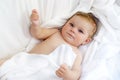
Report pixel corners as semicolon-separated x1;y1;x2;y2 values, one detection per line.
0;44;76;80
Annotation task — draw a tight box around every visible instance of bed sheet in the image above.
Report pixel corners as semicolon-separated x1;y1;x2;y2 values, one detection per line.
0;0;120;80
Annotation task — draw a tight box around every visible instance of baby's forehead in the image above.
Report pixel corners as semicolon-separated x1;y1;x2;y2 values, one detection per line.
71;15;94;27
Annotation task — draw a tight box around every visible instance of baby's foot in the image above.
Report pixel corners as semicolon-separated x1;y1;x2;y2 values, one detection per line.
30;9;40;26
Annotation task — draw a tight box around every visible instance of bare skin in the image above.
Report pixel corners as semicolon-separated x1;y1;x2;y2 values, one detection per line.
0;9;96;80
29;9;96;80
29;9;83;80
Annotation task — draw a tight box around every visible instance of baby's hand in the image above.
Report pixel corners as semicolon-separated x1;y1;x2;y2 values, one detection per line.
56;64;72;80
30;9;40;26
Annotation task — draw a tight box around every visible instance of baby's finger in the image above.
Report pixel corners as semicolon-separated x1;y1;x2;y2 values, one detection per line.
59;67;66;73
60;63;68;70
56;70;63;77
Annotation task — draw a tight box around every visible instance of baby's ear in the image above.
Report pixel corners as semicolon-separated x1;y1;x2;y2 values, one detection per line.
82;38;92;45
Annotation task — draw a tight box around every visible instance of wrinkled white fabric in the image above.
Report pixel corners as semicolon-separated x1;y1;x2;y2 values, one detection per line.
0;44;76;80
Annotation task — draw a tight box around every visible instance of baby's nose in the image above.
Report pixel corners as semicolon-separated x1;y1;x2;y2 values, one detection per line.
71;27;77;33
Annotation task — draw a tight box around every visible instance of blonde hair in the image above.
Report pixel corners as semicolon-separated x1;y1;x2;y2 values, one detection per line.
68;12;99;38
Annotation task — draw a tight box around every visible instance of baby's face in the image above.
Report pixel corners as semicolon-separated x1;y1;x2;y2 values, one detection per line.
61;15;94;47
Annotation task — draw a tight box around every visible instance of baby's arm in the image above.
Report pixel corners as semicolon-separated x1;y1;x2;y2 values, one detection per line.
30;25;58;39
30;9;58;40
56;52;82;80
71;54;82;79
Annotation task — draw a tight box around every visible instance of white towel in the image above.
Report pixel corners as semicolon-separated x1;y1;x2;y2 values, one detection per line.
0;44;76;80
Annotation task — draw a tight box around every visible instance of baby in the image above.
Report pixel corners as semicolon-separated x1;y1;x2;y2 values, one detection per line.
29;9;98;80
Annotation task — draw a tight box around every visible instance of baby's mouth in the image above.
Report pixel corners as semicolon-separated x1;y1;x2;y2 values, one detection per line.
67;32;75;40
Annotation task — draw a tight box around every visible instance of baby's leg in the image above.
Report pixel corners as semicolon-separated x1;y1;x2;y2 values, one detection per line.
30;9;40;27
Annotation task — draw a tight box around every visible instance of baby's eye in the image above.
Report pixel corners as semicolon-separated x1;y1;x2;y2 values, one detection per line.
78;29;83;33
70;23;74;27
